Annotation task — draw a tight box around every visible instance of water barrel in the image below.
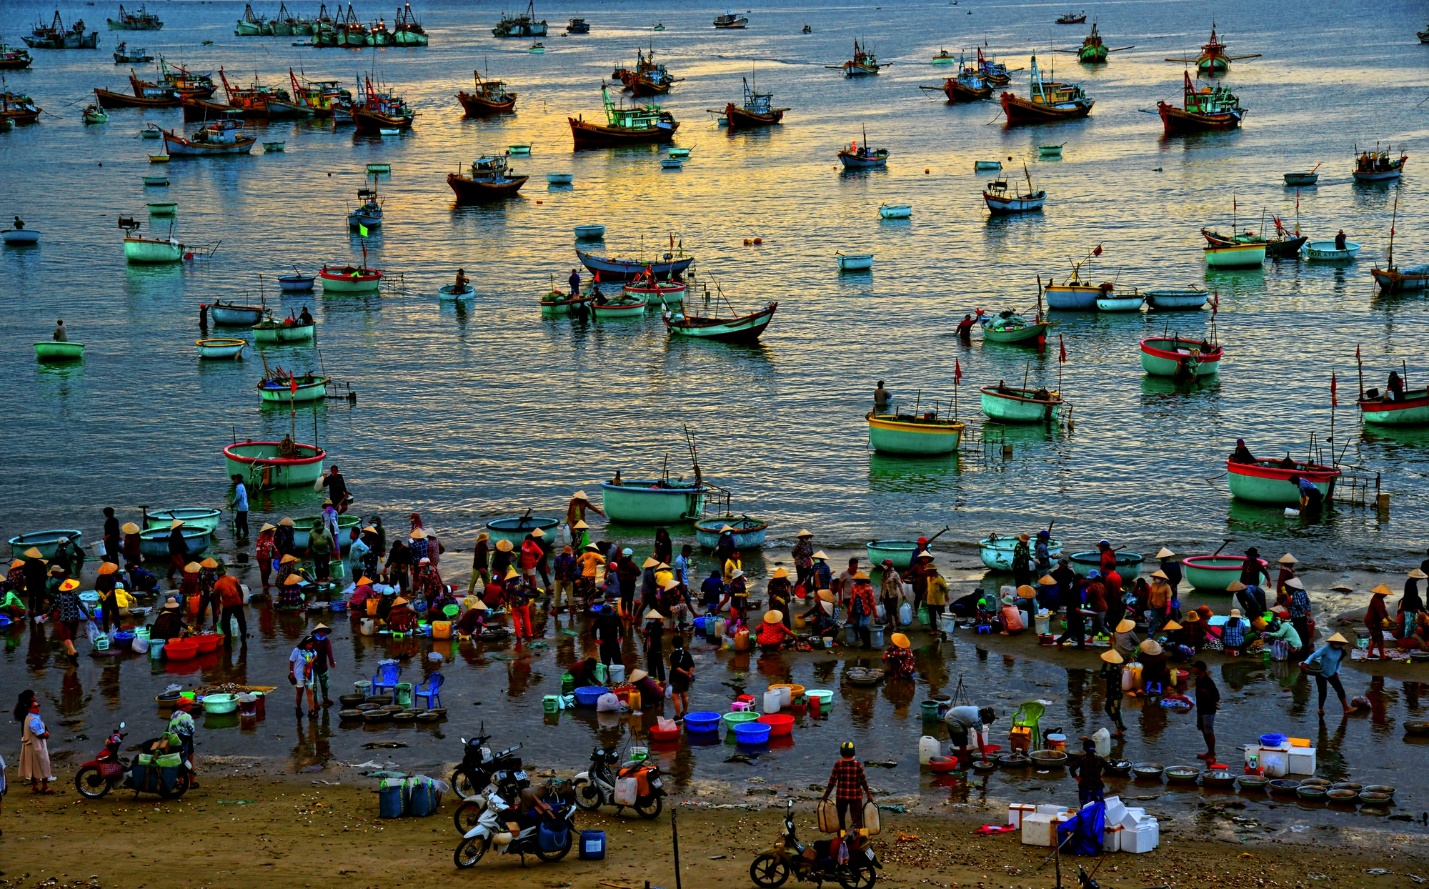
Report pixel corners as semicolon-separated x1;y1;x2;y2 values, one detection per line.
919;735;940;765
579;829;606;860
920;700;941;721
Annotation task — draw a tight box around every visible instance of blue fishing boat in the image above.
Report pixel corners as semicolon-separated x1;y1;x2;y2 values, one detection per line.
694;517;768;549
837;127;887;170
576;247;693;282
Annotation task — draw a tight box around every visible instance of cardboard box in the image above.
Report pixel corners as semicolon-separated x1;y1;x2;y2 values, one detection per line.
1022;813;1057;846
1101;824;1124;853
1007;803;1035;829
1121;818;1159;854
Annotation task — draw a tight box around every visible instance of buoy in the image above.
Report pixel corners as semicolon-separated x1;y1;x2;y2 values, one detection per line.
743;238;752;246
752;237;762;245
536;200;542;204
925;168;930;174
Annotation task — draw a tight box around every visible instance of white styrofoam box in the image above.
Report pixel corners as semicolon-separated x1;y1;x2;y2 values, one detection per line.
1007;803;1035;828
1122;818;1160;854
1102;795;1127;824
1101;825;1123;853
1287;747;1317;776
1260;747;1289;778
1118;807;1146;830
1022;813;1057;846
1035;804;1069;816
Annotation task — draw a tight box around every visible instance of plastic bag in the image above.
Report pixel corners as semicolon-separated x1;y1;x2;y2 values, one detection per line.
132;635;149;654
85;620;101;643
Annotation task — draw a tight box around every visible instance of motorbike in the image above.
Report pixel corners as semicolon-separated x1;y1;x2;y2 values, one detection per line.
572;746;666;819
451;726;528;799
451;763;532;833
74;723;191;801
749;799;880;889
453;786;577;869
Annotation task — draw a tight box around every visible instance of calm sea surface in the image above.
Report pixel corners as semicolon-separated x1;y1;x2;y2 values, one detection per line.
1;0;1428;825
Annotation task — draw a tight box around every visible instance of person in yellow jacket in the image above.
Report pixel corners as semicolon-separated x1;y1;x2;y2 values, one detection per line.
924;562;950;642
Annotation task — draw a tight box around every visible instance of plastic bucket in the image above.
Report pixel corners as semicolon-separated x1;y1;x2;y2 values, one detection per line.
378;781;405;818
608;664;626;685
920;700;941;721
734;722;772;744
869;625;885;647
579;829;606;860
149;638;166;660
543;695;560;713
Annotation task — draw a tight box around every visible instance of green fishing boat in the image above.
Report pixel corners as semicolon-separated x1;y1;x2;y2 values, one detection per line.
223;439;326;488
257;374;329;404
35;341;84;362
979;310;1047;345
1139;336;1222;378
601;481;706;524
980;385;1062;423
143;507;223;535
1225;458;1338;504
867;410;964;455
7;529;83;560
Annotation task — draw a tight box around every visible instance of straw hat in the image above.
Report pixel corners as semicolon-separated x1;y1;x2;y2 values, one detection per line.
322;498;333;507
574;520;589;530
771;567;789;580
1018;532;1030;542
719;524;735;533
1229;608;1242;618
313;623;331;633
1155;547;1176;559
1184;611;1201;624
59;578;80;592
1226;580;1247;592
259;522;277;533
1411;569;1429;580
571;491;590;501
642;557;659;569
1115;618;1136;634
411;528;428;540
504;567;519;580
97;562;118;575
1016;584;1037;600
285;573;304;585
1327;632;1349;645
915;550;933;560
357;576;373;586
1371;584;1393;596
48;565;63;576
763;610;783;624
852;571;869;581
1139;639;1163;656
496;539;513;552
200;557;219;569
1100;650;1124;664
817;589;834;603
646;609;666;621
813;551;829;560
1039;574;1056;585
9;558;22;569
23;547;43;560
662;578;680;592
1278;553;1298;565
797;529;814;538
392;597;410;607
472;599;489;611
280;554;299;564
169;519;185;529
531;528;545;538
1285;577;1304;589
630;669;649;683
121;522;141;535
1150;569;1169;580
891;632;910;649
1163;620;1183;631
183;561;201;573
473;531;488;543
279;517;295;527
163;599;180;609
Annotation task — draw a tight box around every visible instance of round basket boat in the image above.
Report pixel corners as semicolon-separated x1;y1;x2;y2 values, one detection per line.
363;710;392;723
1299;776;1331;787
339;693;367;708
1363;784;1396;798
695;517;768;550
415;711;442;723
365;694;393;706
866;539;922;569
391;710;417;722
1068;551;1145;578
1403;721;1429;736
1359;790;1394;805
1329;781;1361;792
485;515;560;547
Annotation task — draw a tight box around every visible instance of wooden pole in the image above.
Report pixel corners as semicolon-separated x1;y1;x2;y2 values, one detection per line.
671;808;683;889
1356;346;1364;399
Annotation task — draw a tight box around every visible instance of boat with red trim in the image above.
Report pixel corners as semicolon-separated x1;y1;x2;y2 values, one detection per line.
1157;71;1243;135
1000;55;1092;125
456;70;516;116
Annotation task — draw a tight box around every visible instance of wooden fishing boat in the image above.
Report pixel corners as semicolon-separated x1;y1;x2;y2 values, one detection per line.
975;47;1012;86
456;71;516;116
1097;291;1144;311
251;315;315;343
234;2;271;36
1360;387;1429;427
1139;336;1221;378
867;410;964;456
206;300;264;326
576;248;692;281
351;76;415;133
879;204;911;219
0;45;34;70
34;342;84;362
288;70;350;118
694;517;766;550
1000;55;1092;125
838;127;888;169
1265;216;1307;259
569;84;679;149
157;58;216;100
1144;287;1209;310
112;41;153;62
601;480;706;524
219;67;310;119
614;47;681;96
836;253;873;271
23;12;99;49
566;18;590;34
137;526;210;558
1056;11;1086;24
713;76;788;131
980;384;1062;423
980;534;1062;570
1045;255;1112;310
143;507;223;534
665;300;777;343
830;38;881;77
196;337;247;360
1371;193;1428;293
1158;71;1244;134
539;290;591;316
491;0;547;38
1226;457;1339;505
225;439;326;488
932;48;956;66
713;11;748;29
347;184;383;229
1166;25;1260;75
123;228;184;264
1352;146;1406;183
94;85;179;108
1181;555;1265;591
257;372;330;404
922;68;993;103
447;153;529;201
272;1;312;36
180;97;245;121
624;278;687;306
1201;224;1266;268
979;310;1047;345
7;529;84;560
591;295;648;318
1076;21;1105;62
438;284;475;301
319;264;383;293
1304;240;1361;262
108;4;163;31
161;119;256;156
82;104;109;124
983;165;1045;214
278;272;315;292
0;92;42;125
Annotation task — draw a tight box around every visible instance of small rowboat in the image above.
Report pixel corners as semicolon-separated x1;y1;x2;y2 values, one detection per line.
196;337;246;360
256;375;330;404
878;204;911;219
979;534;1061;570
1038;144;1063;157
263;141;284;152
206;300;264;326
147;201;177;216
137;526;211;559
1303;240;1361;261
539;292;591;316
980;385;1062;423
1371;264;1429;293
1144;287;1208;310
1096;292;1143;311
1359;388;1429;427
574;224;605;239
837;252;873;271
665;302;777;342
591;296;648;318
974;160;1002;171
438;284;475;301
694;517;768;550
1283;170;1319;187
8;529;84;560
224;439;325;488
278;272;315;292
3;228;40;245
142;175;169;186
252;317;314;343
485;515;560;547
508;144;531;155
143;508;223;535
366;163;391;175
979;311;1047;345
1226;458;1339;505
149;154;170;164
318;264;383;294
867;410;964;455
668;147;691;159
35;342;84;362
602;481;706;524
1140;336;1222;378
623;279;686;306
1204;241;1265;268
1180;555;1267;591
547;172;573;185
1068;551;1144;577
659;157;684;169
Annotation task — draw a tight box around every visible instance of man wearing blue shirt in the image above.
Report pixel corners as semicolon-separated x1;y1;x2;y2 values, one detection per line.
230;474;249;542
673;545;691;586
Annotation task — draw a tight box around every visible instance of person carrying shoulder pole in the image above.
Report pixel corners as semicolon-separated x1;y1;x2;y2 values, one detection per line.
822;741;874;832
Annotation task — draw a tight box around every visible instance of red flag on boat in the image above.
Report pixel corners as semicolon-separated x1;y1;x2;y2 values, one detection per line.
289;377;297;395
954;359;962;384
1092;244;1102;257
1211;291;1219;317
1331;372;1338;407
1356;344;1361;362
1058;334;1067;364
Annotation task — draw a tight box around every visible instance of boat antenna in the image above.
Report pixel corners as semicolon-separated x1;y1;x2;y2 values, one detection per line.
1356;342;1364;400
1387;188;1399;269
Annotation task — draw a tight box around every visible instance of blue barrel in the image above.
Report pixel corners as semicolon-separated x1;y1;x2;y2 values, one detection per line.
579;829;606;860
378;782;405;818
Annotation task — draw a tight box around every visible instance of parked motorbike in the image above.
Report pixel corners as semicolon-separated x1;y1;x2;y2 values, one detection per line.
452;763;532;833
451;726;528;799
74;723;190;801
453;786;577;868
572;746;665;819
749;799;880;889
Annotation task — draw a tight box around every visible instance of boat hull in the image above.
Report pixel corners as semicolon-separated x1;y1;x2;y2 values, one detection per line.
981;321;1046;345
1353;170;1402;183
3;230;40;245
1303;241;1361;261
124;237;183;264
1226;460;1338;504
868;540;923;570
196;338;246;359
447;172;529;201
1096;296;1143;311
1044;285;1102;310
836;254;873;271
665;303;776;343
438;284;475;301
1204;243;1265;268
252;321;314;343
867;413;964;455
979;535;1062;571
208;304;264;325
601;481;706;524
35;342;84;362
278;275;315;292
1181;555;1265;591
319;268;382;293
576;249;692;281
257;379;328;403
592;301;646;318
1000;92;1092;125
485;515;560;547
456;92;516;116
137;527;211;559
1283;173;1319;186
1139;338;1221;377
162;129;256;156
8;529;84;560
1068;551;1144;578
694;517;767;550
724;104;783;131
223;440;325;488
838;152;886;170
94;87;179;109
143;508;222;535
1360;391;1429;427
1144;289;1207;310
984;192;1046;214
569;117;677;149
980;388;1062;423
1157;103;1242;135
1371;266;1429;293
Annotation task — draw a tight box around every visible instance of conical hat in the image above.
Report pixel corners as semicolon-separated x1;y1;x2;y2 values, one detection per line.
472;599;488;611
170;519;185;529
817;589;834;603
1163;620;1183;631
1327;632;1349;645
1372;584;1393;595
496;539;513;552
59;578;80;592
121;522;140;535
661;579;680;592
891;632;910;649
285;573;305;585
200;557;219;569
504;567;519;580
1139;639;1163;656
1411;569;1429;580
812;551;829;560
1115;619;1135;633
574;520;589;530
771;567;789;579
23;547;43;559
1150;569;1169;580
410;528;428;539
97;562;118;575
260;523;277;533
1278;553;1298;565
571;491;589;500
278;516;295;527
280;553;299;564
392;597;409;607
1038;574;1056;585
642;557;659;569
796;529;814;537
1155;547;1175;559
646;609;665;621
1285;577;1304;589
1100;649;1124;664
1225;580;1247;591
357;576;373;586
763;610;783;624
184;561;201;573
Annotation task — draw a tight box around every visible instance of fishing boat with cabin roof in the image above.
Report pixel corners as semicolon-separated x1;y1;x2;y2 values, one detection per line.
920;56;993;103
393;3;428;45
613;46;681;97
713;75;787;131
569;83;678;149
24;11;100;49
108;4;162;30
576;241;692;281
1157;71;1244;135
837;126;888;170
983;164;1045;214
1;90;42;125
447;153;529;201
160;118;255;156
492;0;547;38
351;76;414;133
1353;145;1407;183
457;70;516;116
829;39;881;77
289;69;350;118
1166;24;1260;75
0;45;34;70
999;55;1092;125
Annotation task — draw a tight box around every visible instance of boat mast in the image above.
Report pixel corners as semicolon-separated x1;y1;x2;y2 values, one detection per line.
1387;189;1399;270
682;425;703;488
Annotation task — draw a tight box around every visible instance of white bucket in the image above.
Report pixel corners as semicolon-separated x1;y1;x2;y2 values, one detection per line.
1034;612;1051;635
608;663;626;685
715;617;728;638
919;735;940;765
939;613;956;634
763;690;782;714
1092;727;1111;758
360;618;375;636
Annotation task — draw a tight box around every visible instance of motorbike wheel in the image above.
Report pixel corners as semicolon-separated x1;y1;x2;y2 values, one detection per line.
452;799;484;834
454;836;491;869
534;825;573;862
634;794;663;820
74;767;112;800
161;771;191;800
749;853;791;889
573;780;603;812
451;767;478;800
837;862;878;889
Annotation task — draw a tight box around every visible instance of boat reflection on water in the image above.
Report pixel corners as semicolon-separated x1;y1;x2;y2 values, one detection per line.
1139;373;1221;399
866;452;962;496
1223;498;1343;538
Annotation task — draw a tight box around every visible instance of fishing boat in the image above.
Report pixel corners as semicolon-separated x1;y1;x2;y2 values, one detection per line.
351;76;415;133
1139;335;1222;378
547;173;573;186
837;127;888;169
1165;24;1259;76
664;290;776;343
576;247;692;281
278;271;315;292
218;67;310;119
1144;287;1209;310
224;439;326;488
1056;11;1086;24
1158;71;1244;134
492;0;548;38
591;295;648;318
1000;55;1093;125
1096;290;1144;312
921;66;993;103
2;224;40;245
574;224;605;240
157;58;216;100
528;42;545;54
613;47;681;97
0;91;42;125
94;83;179;109
319;264;383;294
23;12;100;49
35;341;84;362
713;11;749;29
161;119;256;156
287;70;350;118
932;48;956;65
438;283;474;301
1181;555;1265;591
979;309;1047;345
142;175;168;186
206;300;265;326
980;534;1062;570
392;4;428;46
830;39;881;77
447;153;529;201
624;277;687;306
980;384;1062;423
112;41;152;62
879;204;911;219
712;76;788;131
120;216;183;263
0;45;34;70
1359;383;1429;427
570;83;679;149
1303;239;1361;262
257;371;330;404
836;252;873;271
983;164;1045;214
975;48;1012;86
1265;214;1307;259
1226;457;1339;504
1201;226;1266;268
1353;146;1407;183
1044;253;1112;310
196;337;246;360
7;529;84;560
867;409;964;456
347;182;383;230
456;71;516;116
539;288;590;316
694;517;766;550
1283;165;1320;187
234;3;271;36
601;477;706;524
1075;21;1105;62
252;314;315;343
566;18;590;34
82;104;109;124
1371;194;1429;293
